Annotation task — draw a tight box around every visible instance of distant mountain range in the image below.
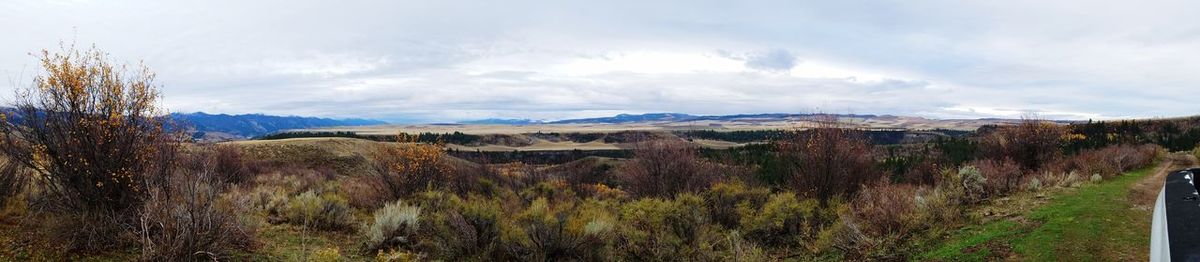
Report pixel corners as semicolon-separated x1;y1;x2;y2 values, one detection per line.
457;118;545;125
457;113;885;125
0;108;387;140
171;112;387;139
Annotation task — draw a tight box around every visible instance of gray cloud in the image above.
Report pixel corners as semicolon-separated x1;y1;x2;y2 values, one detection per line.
1;0;1198;122
744;49;797;72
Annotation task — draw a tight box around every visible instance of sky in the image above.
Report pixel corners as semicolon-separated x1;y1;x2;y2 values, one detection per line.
1;0;1199;123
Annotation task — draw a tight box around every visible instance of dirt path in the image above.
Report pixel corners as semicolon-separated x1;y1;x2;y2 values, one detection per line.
1130;153;1199;210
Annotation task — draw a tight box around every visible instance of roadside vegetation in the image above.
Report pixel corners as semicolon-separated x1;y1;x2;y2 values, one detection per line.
0;46;1185;261
922;165;1158;261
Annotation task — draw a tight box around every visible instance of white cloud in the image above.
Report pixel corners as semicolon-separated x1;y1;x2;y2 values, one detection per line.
1;0;1198;122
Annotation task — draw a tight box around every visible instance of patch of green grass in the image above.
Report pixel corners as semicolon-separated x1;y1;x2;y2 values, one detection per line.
1010;167;1152;261
920;166;1156;261
918;220;1021;261
230;223;366;261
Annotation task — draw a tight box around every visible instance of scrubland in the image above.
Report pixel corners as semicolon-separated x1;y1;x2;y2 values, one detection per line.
0;46;1190;261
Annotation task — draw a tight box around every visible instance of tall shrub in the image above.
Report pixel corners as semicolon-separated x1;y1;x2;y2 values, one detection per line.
978;118;1066;172
0;46;179;251
369;133;453;200
779;117;877;206
619;139;717;198
139;165;256;260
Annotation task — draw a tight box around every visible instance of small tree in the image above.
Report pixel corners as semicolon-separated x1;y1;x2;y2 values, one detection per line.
978;117;1066;172
619;139;716;198
369;133;453;200
0;45;180;251
0;45;176;213
779;116;877;206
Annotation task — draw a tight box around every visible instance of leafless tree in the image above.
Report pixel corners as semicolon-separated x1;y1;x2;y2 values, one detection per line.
779;116;878;206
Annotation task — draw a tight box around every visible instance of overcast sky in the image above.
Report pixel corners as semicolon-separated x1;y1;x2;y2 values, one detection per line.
1;0;1198;122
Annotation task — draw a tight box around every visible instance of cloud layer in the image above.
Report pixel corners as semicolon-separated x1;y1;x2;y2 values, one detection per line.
1;0;1198;122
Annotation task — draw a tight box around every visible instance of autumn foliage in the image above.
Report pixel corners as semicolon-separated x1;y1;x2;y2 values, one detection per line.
369;133;454;201
0;46;177;215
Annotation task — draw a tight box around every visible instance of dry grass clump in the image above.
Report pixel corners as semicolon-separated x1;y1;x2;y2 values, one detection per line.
362;200;422;252
283;190;355;231
0;159;28;218
1194;145;1200;160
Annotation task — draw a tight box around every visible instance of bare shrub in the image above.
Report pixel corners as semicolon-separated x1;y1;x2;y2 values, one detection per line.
901;155;946;186
46;208;138;251
1068;144;1158;178
977;117;1066;172
619;139;718;198
343;176;387;209
0;159;28;214
213;145;252;184
139;170;256;260
848;181;921;238
836;180;924;259
779;118;878;206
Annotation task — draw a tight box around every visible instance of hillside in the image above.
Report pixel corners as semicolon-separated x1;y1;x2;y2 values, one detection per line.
171;112;387;140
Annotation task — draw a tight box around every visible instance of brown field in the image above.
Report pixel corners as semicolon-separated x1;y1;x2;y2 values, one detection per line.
297;115;1015;136
289;116;1012;151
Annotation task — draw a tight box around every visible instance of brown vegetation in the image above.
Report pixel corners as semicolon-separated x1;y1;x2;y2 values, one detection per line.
779;120;878;206
0;48;1171;260
618;139;720;197
978;117;1067;171
138;152;257;260
368;133;454;201
0;45;182;252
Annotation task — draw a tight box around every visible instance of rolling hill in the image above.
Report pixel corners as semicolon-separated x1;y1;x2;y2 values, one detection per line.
171;112;387;140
